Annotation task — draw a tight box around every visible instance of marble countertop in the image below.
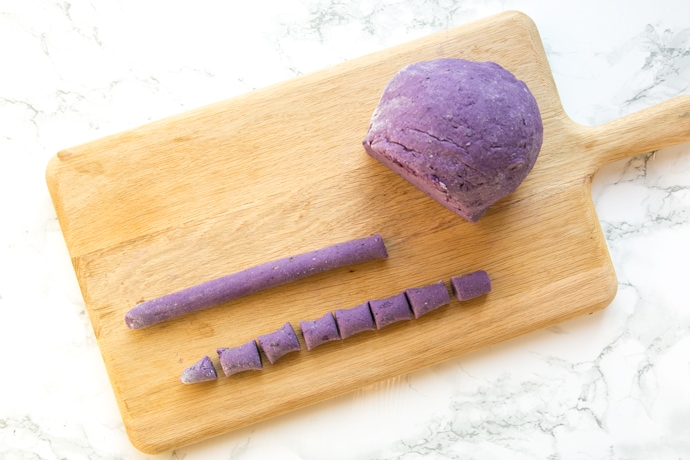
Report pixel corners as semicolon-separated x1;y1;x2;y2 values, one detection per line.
1;1;689;458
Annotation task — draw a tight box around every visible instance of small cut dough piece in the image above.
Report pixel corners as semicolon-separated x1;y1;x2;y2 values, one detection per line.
257;322;301;364
405;280;451;318
334;302;376;339
450;270;492;301
180;355;218;384
300;312;341;351
369;292;413;329
217;339;263;377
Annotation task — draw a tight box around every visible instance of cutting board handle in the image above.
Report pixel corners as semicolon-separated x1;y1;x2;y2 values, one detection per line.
584;94;690;173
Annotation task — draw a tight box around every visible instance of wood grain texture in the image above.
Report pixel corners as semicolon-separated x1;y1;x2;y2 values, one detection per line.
45;11;690;454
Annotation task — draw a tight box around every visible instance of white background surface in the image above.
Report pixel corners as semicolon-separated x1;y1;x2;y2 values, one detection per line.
1;1;689;458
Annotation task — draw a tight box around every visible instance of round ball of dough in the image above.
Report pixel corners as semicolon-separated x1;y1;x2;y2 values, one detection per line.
363;58;543;222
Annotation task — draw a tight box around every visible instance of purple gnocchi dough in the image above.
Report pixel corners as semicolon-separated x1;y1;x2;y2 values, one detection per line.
217;339;263;377
363;58;543;222
125;234;388;329
405;280;451;318
257;322;301;364
333;302;375;339
180;355;217;384
369;292;413;329
450;270;492;301
300;312;340;351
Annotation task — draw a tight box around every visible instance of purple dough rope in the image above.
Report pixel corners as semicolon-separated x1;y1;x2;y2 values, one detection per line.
125;234;388;329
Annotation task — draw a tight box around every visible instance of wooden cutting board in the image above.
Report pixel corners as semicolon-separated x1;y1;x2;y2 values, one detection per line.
45;10;690;454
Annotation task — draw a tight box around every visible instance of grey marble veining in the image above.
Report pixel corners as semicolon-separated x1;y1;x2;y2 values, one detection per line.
1;1;689;459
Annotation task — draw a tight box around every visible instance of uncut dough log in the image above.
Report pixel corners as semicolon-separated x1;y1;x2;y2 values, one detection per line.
363;58;543;222
125;234;388;329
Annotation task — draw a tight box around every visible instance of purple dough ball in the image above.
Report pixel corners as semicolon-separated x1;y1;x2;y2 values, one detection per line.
257;322;301;364
180;355;218;384
450;270;492;301
300;312;341;351
405;280;451;318
369;292;413;329
217;339;263;377
363;58;543;222
333;302;375;339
